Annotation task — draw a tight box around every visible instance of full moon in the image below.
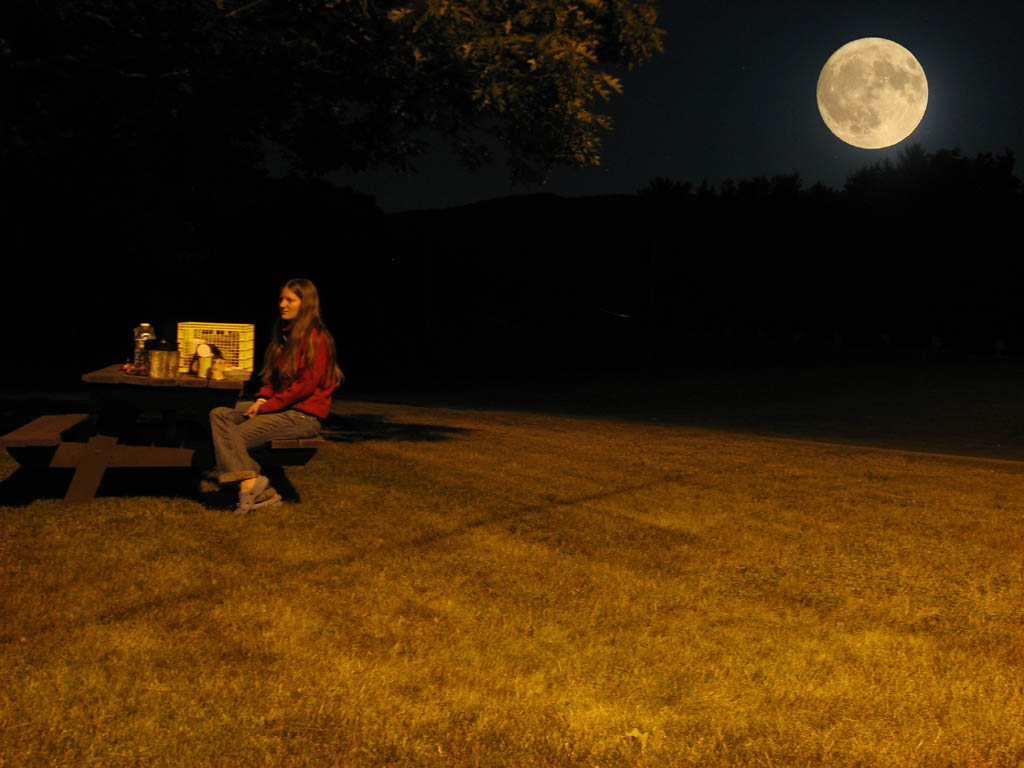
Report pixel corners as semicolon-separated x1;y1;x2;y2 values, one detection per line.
817;37;928;149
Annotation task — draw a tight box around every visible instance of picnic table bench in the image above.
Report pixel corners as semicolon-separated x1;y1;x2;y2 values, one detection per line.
0;365;328;504
260;437;328;466
0;413;93;467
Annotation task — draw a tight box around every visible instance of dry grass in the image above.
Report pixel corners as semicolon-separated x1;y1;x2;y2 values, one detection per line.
2;388;1024;766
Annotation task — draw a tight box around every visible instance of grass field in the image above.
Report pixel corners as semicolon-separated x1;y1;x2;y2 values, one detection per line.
2;361;1024;766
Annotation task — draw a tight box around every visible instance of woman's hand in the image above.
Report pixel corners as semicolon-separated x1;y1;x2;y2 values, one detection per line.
245;399;266;419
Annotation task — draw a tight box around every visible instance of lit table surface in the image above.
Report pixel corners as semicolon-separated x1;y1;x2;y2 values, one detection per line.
82;363;249;389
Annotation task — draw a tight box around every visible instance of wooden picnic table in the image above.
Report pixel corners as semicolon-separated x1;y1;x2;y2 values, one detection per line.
1;365;247;504
82;364;246;442
1;365;328;505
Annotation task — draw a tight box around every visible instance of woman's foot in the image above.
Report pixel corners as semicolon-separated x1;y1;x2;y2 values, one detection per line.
234;475;269;515
251;487;282;509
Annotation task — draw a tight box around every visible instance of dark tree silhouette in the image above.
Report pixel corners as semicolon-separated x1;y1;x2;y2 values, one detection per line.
2;0;665;193
844;144;1019;206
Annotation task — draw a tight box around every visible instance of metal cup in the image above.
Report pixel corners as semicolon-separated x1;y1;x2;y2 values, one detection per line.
145;339;179;379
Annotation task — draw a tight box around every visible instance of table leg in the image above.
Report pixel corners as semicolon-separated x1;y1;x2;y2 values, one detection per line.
53;435;119;505
51;437;197;504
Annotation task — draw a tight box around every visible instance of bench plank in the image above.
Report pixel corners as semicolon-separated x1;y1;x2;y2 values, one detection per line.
259;436;327;468
0;414;91;448
269;437;328;450
51;436;196;504
51;440;195;469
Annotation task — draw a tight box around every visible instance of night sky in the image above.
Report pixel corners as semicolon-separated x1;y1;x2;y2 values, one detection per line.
327;0;1024;212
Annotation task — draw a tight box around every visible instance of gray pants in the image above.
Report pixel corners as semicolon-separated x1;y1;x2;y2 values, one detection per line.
209;401;322;483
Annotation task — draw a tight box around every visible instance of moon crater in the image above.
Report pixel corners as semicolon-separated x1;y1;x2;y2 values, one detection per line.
817;38;928;149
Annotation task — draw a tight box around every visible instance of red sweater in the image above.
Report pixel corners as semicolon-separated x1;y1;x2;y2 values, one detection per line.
254;330;335;419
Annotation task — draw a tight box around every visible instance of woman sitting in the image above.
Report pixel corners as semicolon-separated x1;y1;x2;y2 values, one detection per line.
210;278;342;513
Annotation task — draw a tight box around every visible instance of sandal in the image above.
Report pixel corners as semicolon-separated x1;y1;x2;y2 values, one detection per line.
251;490;282;509
233;475;269;515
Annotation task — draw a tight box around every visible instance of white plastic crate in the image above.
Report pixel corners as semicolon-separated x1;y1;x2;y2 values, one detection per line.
177;322;255;373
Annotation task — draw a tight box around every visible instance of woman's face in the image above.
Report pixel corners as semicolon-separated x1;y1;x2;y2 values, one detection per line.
279;287;302;322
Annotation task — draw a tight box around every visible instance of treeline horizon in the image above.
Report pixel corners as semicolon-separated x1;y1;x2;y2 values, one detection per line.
636;144;1019;204
375;143;1022;386
9;144;1023;391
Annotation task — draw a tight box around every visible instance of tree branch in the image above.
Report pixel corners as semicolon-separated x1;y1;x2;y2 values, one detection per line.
225;0;269;18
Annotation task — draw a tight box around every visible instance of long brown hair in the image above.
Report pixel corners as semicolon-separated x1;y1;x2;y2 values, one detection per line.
260;278;343;390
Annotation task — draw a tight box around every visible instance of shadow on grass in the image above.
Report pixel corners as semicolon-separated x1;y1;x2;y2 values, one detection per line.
375;357;1024;462
0;465;209;508
320;412;473;444
0;405;472;508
